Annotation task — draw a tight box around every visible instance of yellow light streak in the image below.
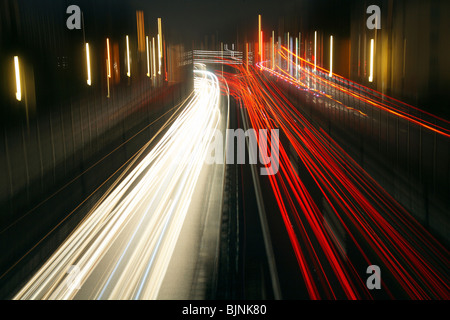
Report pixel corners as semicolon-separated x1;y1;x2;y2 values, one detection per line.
158;18;163;75
106;38;111;78
157;34;161;75
272;31;275;70
329;35;333;77
152;37;156;78
126;36;131;78
258;15;262;64
14;56;21;101
314;31;317;72
287;32;290;72
86;43;92;86
146;36;150;77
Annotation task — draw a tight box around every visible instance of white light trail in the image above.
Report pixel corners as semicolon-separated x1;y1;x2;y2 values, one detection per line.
14;56;21;101
86;43;91;86
158;18;163;76
329;35;333;77
152;37;156;78
258;15;262;65
272;31;275;70
295;37;298;79
126;35;131;78
146;36;150;77
157;34;161;75
314;31;317;72
369;38;374;82
14;67;223;300
106;38;111;78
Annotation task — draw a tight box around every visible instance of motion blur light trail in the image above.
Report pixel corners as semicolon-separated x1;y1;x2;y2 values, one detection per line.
257;46;450;138
13;68;222;300
224;63;449;299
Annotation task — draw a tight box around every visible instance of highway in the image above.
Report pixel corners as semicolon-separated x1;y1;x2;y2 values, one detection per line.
1;0;449;302
13;66;228;300
220;61;449;299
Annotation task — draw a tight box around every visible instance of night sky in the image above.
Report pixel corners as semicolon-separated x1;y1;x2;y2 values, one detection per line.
127;0;354;44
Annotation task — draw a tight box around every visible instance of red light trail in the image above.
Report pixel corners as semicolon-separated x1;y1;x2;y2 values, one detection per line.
219;61;449;299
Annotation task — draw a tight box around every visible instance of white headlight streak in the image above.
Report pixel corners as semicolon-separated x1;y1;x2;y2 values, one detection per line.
14;68;222;300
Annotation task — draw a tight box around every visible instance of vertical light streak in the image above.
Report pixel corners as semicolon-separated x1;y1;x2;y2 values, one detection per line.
369;38;374;82
314;31;317;72
258;15;262;65
221;42;224;77
157;34;162;75
329;35;333;77
287;32;290;72
86;43;92;86
158;18;162;75
272;31;275;70
295;37;298;78
136;11;145;53
146;36;150;77
261;31;264;66
106;38;111;98
14;56;21;101
152;37;156;77
164;39;168;81
106;38;111;78
126;36;131;78
246;42;249;71
278;36;281;69
299;32;302;69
